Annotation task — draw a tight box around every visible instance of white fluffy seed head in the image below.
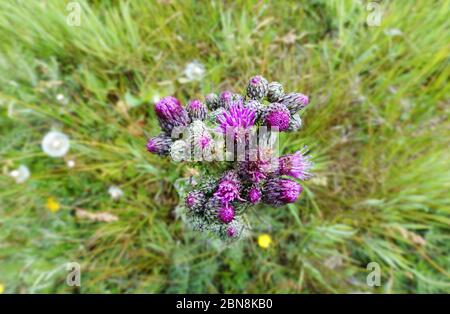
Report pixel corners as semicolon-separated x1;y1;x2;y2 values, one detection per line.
42;131;70;157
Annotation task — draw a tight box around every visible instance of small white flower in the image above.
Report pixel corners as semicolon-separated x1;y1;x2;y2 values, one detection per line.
384;28;402;37
182;61;205;82
42;131;70;157
56;93;69;105
108;185;124;200
9;165;30;184
67;160;76;168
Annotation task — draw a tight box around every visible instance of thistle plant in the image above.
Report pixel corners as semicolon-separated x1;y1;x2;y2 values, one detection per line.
146;75;312;242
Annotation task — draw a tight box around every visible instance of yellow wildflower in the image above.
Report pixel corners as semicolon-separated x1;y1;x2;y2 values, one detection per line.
46;197;60;213
0;283;4;294
257;234;272;249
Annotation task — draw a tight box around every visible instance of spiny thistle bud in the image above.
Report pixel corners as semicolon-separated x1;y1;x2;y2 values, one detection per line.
267;81;284;102
197;176;218;196
187;213;208;232
263;102;291;131
186;99;208;121
245;99;264;119
154;96;190;134
214;171;241;204
218;204;235;223
205;93;220;110
146;134;172;156
188;120;214;161
262;178;302;207
185;190;206;213
287;114;302;132
227;218;247;238
204;196;221;222
219;91;233;108
210;216;247;240
246;75;268;100
280;92;309;114
278;147;313;180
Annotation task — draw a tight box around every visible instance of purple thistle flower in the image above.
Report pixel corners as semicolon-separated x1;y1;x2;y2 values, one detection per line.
248;187;262;204
146;134;172;155
280;92;309;114
186;99;208;121
217;104;256;138
214;171;241;204
154;96;190;134
218;204;235;224
238;160;269;183
185;190;205;212
278;148;313;180
263;178;302;206
263;103;291;131
238;147;277;183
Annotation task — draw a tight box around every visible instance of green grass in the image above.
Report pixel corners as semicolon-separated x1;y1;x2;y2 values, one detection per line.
0;0;449;293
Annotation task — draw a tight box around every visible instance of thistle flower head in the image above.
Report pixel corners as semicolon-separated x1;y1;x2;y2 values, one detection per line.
226;226;237;237
188;120;214;160
155;96;190;133
244;99;264;119
218;91;243;110
186;99;208;121
287;114;302;132
205;92;220;110
248;187;262;204
267;81;284;102
197;176;218;195
263;178;302;206
263;103;291;131
280;92;309;114
217;104;256;136
214;171;241;204
224;218;246;239
278;147;313;180
218;91;232;107
238;147;277;183
218;203;235;224
146;134;172;155
246;75;268;100
185;190;205;213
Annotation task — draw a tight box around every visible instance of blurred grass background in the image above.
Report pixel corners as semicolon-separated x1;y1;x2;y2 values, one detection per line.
0;0;449;293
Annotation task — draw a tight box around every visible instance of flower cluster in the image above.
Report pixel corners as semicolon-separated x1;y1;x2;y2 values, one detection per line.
146;75;312;241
